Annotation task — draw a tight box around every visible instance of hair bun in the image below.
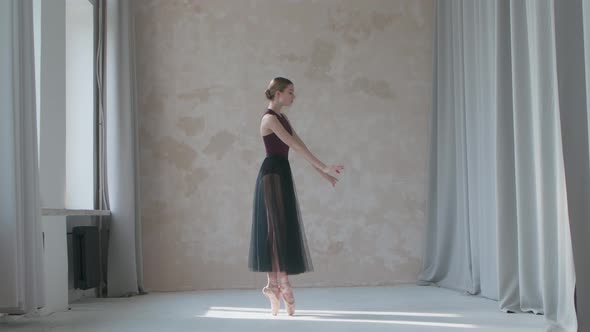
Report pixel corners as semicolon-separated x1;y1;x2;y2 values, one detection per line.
265;77;293;101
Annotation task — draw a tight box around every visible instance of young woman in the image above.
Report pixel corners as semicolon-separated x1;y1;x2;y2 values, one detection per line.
248;77;344;316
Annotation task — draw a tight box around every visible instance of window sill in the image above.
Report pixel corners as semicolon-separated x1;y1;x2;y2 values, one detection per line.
41;208;111;217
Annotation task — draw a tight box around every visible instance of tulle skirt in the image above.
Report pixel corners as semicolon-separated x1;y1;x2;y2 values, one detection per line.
248;155;313;275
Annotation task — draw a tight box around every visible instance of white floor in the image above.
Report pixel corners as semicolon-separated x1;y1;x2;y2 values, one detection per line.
0;285;547;332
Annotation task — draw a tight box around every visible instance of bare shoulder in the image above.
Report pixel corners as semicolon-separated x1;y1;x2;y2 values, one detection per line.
261;113;281;127
261;113;277;122
260;114;277;136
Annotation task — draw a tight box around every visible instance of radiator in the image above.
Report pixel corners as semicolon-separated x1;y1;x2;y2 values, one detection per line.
72;226;99;290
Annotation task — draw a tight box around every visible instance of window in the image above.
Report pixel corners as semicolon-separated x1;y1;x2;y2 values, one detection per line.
65;0;97;209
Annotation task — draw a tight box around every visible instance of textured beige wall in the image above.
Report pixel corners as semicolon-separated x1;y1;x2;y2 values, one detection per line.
135;0;433;291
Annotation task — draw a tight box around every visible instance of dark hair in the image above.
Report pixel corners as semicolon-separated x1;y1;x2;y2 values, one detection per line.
265;77;293;100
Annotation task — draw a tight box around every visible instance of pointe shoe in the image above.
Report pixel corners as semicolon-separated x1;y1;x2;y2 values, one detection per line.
262;285;280;316
279;279;295;316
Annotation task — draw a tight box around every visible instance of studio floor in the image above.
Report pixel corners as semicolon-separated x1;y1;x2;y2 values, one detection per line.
0;285;547;332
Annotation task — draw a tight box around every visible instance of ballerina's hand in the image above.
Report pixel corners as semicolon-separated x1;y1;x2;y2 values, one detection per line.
324;173;339;187
326;165;344;174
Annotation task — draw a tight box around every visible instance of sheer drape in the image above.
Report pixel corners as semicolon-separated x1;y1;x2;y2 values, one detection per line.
419;1;589;331
0;0;45;314
101;0;144;297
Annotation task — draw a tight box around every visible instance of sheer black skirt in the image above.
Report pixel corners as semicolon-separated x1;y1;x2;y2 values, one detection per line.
248;155;313;275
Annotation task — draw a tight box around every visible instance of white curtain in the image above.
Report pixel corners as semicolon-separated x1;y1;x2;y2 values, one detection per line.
556;2;590;331
419;1;587;331
0;0;45;314
419;0;500;299
103;0;144;297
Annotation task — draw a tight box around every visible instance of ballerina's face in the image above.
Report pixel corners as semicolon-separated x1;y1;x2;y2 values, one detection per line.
277;84;295;107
